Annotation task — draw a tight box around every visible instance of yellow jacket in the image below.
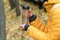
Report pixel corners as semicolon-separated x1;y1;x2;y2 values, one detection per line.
26;1;60;40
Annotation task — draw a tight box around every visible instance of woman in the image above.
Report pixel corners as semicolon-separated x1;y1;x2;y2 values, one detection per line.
20;0;60;40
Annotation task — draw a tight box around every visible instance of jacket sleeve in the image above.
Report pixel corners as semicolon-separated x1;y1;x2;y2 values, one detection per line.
29;15;45;31
27;6;60;40
27;25;52;40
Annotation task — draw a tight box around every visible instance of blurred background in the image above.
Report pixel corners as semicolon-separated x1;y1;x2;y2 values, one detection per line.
3;0;48;40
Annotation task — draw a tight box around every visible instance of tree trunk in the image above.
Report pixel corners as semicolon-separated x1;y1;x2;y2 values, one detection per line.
0;0;6;40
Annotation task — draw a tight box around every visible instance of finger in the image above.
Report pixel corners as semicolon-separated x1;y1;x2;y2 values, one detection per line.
28;9;32;13
19;26;23;30
20;24;25;29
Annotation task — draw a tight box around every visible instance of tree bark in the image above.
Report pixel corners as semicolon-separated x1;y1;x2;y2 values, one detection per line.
0;0;6;40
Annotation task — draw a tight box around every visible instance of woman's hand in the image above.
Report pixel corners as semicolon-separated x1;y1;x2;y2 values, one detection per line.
20;24;29;31
19;24;25;31
26;9;33;17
